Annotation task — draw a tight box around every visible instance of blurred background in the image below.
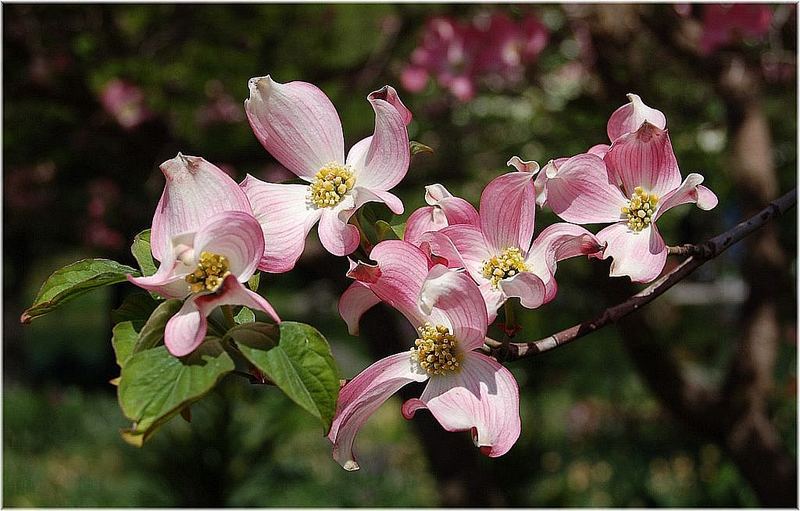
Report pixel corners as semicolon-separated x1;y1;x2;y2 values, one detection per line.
3;3;797;507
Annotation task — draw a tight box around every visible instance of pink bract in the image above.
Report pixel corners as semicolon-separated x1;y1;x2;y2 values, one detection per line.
403;184;479;247
243;77;412;270
534;96;718;283
700;4;773;56
331;240;520;470
420;169;603;321
129;154;280;356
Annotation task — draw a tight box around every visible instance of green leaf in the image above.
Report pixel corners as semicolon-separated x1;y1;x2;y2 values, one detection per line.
21;259;140;324
111;292;159;327
226;321;339;432
410;140;434;156
111;321;138;368
374;220;401;241
131;229;157;277
234;306;256;325
118;337;234;446
356;202;395;248
247;272;261;292
133;299;183;353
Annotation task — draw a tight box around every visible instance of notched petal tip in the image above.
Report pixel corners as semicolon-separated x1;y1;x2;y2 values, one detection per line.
506;155;540;175
246;74;275;99
160;153;201;180
368;85;412;126
346;260;382;284
342;460;360;471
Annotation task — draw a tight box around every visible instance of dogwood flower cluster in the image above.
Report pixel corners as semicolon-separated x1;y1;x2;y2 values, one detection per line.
123;74;715;471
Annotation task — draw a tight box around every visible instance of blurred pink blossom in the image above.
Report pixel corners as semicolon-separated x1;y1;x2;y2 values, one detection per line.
699;4;773;55
84;178;124;250
99;79;153;130
401;12;549;101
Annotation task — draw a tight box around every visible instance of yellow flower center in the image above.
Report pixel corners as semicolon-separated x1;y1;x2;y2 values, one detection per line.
185;251;231;294
411;323;460;376
481;247;528;288
308;162;355;208
621;186;659;232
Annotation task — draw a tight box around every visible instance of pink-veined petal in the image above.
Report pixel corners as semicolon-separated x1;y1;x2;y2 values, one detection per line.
368;85;413;126
164;275;280;357
497;272;547;310
404;206;445;247
151;154;251;262
527;223;604;302
418;265;488;351
607;93;667;142
655;173;718;220
506;155;541;175
318;208;360;257
351;89;411;191
596;222;668;283
127;259;189;299
245;76;345;180
345;136;372;172
353;187;404;215
329;352;428;471
433;225;492;280
338;281;381;335
347;240;432;326
192;211;264;280
479;281;506;324
533;158;567;207
164;296;205;357
587;144;611;158
479;171;536;253
241;176;322;273
427;184;480;227
605;123;682;198
544;153;628;224
402;351;520;458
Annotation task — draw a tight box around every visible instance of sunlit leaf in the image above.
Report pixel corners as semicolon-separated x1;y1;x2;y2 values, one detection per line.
131;229;157;277
21;259;139;324
111;321;138;368
118;337;234;446
133;299;182;353
226;321;339;432
410;140;434;156
234;306;256;325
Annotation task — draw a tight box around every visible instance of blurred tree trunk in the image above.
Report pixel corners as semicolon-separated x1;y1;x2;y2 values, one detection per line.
574;4;796;506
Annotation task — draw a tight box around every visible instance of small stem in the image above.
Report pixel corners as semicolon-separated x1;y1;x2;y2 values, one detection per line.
222;305;236;330
503;301;517;339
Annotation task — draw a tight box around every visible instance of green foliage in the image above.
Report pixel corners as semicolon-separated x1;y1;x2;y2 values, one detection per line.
111;321;138;368
21;259;139;323
247;272;261;292
118;338;235;446
133;299;182;353
130;229;157;277
226;322;340;433
410;140;434;156
234;306;256;325
110;292;159;328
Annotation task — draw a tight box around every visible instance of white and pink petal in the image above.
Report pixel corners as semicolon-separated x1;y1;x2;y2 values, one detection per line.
329;352;428;471
245;76;345;180
595;222;668;283
402;351;521;458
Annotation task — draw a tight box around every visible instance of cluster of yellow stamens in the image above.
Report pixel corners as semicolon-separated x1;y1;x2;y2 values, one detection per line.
185;251;231;294
308;162;356;208
481;247;528;288
411;323;460;376
621;186;659;232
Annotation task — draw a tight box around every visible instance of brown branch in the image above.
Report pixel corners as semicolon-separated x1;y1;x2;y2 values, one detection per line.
497;187;796;361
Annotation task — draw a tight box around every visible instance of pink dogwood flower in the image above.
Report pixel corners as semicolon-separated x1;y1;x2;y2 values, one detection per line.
420;168;603;321
403;184;479;247
242;77;412;271
332;240;520;470
99;79;153;130
128;154;279;356
535;118;718;283
699;4;773;56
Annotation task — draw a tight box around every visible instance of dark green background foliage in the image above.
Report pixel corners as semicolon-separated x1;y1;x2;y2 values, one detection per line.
4;4;796;507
